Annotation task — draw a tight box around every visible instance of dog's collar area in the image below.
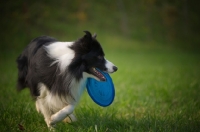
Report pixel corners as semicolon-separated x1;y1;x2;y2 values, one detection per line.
89;67;106;81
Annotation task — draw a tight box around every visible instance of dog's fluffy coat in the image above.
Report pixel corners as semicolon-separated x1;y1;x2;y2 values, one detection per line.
16;31;117;127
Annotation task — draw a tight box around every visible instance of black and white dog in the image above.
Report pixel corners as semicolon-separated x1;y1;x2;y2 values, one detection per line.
16;31;117;128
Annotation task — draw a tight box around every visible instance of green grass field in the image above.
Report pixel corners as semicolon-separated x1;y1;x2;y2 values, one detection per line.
0;37;200;132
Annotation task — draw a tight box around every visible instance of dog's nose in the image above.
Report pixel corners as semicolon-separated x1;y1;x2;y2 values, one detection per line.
113;66;118;72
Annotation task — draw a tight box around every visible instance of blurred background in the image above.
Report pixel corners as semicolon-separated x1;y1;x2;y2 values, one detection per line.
0;0;200;51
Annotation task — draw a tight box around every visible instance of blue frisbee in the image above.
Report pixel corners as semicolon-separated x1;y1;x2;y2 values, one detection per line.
86;70;115;107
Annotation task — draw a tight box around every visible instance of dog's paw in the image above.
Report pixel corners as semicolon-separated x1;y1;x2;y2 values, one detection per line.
49;115;57;126
63;114;77;123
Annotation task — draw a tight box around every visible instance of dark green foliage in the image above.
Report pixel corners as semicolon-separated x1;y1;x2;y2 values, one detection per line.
0;0;200;50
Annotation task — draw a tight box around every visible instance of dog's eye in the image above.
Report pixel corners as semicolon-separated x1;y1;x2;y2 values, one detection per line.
97;56;103;60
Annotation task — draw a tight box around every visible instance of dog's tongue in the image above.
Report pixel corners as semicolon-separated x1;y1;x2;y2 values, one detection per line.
90;68;106;81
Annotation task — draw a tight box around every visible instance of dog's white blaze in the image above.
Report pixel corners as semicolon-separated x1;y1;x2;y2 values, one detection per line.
44;42;75;73
105;59;115;73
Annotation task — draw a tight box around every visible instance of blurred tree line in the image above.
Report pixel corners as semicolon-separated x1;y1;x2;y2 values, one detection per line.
0;0;200;50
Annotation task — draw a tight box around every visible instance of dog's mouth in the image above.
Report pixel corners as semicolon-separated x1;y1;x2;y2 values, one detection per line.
89;67;106;81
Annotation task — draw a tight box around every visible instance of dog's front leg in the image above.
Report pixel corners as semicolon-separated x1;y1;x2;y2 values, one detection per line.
49;104;75;125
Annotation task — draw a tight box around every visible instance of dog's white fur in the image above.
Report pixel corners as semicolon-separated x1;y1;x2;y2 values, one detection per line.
44;42;75;73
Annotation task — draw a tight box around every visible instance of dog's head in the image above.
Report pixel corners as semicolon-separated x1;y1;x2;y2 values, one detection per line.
71;31;117;81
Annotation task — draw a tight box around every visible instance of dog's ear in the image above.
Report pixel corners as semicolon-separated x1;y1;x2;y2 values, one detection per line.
83;31;92;40
81;31;93;49
93;33;97;38
83;31;97;39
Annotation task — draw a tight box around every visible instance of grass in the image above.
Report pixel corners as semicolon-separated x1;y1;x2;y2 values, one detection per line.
0;37;200;132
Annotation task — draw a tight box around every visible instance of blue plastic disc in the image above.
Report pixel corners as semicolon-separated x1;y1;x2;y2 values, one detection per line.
86;70;115;107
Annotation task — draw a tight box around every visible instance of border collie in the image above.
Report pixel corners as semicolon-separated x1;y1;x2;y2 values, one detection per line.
16;31;117;128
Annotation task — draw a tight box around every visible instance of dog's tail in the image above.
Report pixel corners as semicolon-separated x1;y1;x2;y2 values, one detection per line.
16;54;28;91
